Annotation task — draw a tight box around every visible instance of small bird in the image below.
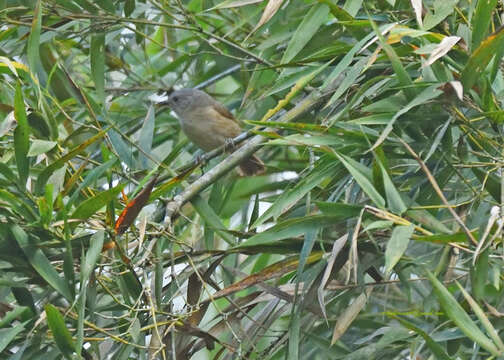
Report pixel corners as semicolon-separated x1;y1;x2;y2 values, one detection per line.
167;88;264;176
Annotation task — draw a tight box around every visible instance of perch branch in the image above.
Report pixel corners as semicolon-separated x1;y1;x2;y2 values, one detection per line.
163;91;325;223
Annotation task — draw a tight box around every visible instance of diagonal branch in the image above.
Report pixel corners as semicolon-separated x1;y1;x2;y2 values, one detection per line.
163;90;325;223
398;137;477;245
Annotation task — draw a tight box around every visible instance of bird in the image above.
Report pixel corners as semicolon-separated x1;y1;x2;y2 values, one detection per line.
167;88;264;176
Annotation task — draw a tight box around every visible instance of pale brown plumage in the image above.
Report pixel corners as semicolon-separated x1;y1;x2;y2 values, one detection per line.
168;88;264;176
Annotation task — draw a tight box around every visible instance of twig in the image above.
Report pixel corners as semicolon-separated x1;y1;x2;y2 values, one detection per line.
194;64;242;90
398;137;478;245
163;91;324;224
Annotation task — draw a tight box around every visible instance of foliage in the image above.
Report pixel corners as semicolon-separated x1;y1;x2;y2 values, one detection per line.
1;0;504;359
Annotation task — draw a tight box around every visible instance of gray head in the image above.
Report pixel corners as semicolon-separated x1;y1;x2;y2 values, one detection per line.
168;88;214;116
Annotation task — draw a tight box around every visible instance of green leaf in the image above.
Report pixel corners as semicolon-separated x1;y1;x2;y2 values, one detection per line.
67;157;117;209
0;163;17;184
370;85;443;151
138;106;155;169
27;139;57;156
239;215;336;248
378;161;407;214
297;228;318;276
342;0;363;17
82;230;104;282
471;0;498;50
124;0;135;16
207;0;262;10
316;202;363;218
91;33;105;103
0;189;37;221
335;152;386;208
27;0;42;73
45;304;76;359
425;270;500;356
251;161;336;228
367;16;415;100
35;128;109;195
94;0;115;12
0;322;25;353
108;129;135;169
423;0;458;31
14;82;30;186
322;25;384;89
281;3;329;64
326;57;368;109
384;224;414;276
11;225;72;301
71;183;125;220
191;195;236;245
461;26;504;90
393;316;451;360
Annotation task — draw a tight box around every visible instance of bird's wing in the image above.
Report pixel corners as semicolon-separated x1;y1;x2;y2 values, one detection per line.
207;107;242;138
212;101;240;124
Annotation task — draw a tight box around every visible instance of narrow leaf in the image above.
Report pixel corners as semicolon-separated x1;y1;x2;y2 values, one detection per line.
71;183;125;220
27;0;42;72
423;36;460;67
35;128;109;194
11;225;72;301
191;195;236;245
335;152;386;208
461;26;504;90
394;316;451;360
281;3;329;64
14;82;29;186
384;224;414;276
423;0;458;30
370;85;443;151
90;34;105;103
138;106;155;169
425;270;500;356
471;0;498;50
27;139;57;156
331;287;372;344
45;304;76;359
0;323;25;353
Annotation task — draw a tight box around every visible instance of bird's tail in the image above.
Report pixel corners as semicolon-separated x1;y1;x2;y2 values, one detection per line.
239;154;265;176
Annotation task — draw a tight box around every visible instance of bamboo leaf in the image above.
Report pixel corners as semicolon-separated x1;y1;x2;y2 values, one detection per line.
14;82;29;186
90;33;105;103
384;224;414;276
425;270;500;356
281;3;329;64
35;128;109;194
71;183;125;220
27;0;42;73
335;152;386;208
461;26;504;90
11;225;72;301
45;304;76;359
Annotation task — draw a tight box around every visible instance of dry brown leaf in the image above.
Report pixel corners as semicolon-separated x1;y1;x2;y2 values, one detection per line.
114;174;158;235
331;287;373;345
411;0;423;28
248;0;284;37
318;234;348;322
423;36;460;67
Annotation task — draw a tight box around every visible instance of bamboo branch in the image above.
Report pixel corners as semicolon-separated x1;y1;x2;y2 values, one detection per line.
163;91;325;224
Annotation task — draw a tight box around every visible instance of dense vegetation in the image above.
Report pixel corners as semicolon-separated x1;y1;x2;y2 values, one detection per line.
1;0;504;358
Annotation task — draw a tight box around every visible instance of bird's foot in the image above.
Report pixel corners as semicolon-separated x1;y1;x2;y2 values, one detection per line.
193;151;207;167
224;138;236;152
